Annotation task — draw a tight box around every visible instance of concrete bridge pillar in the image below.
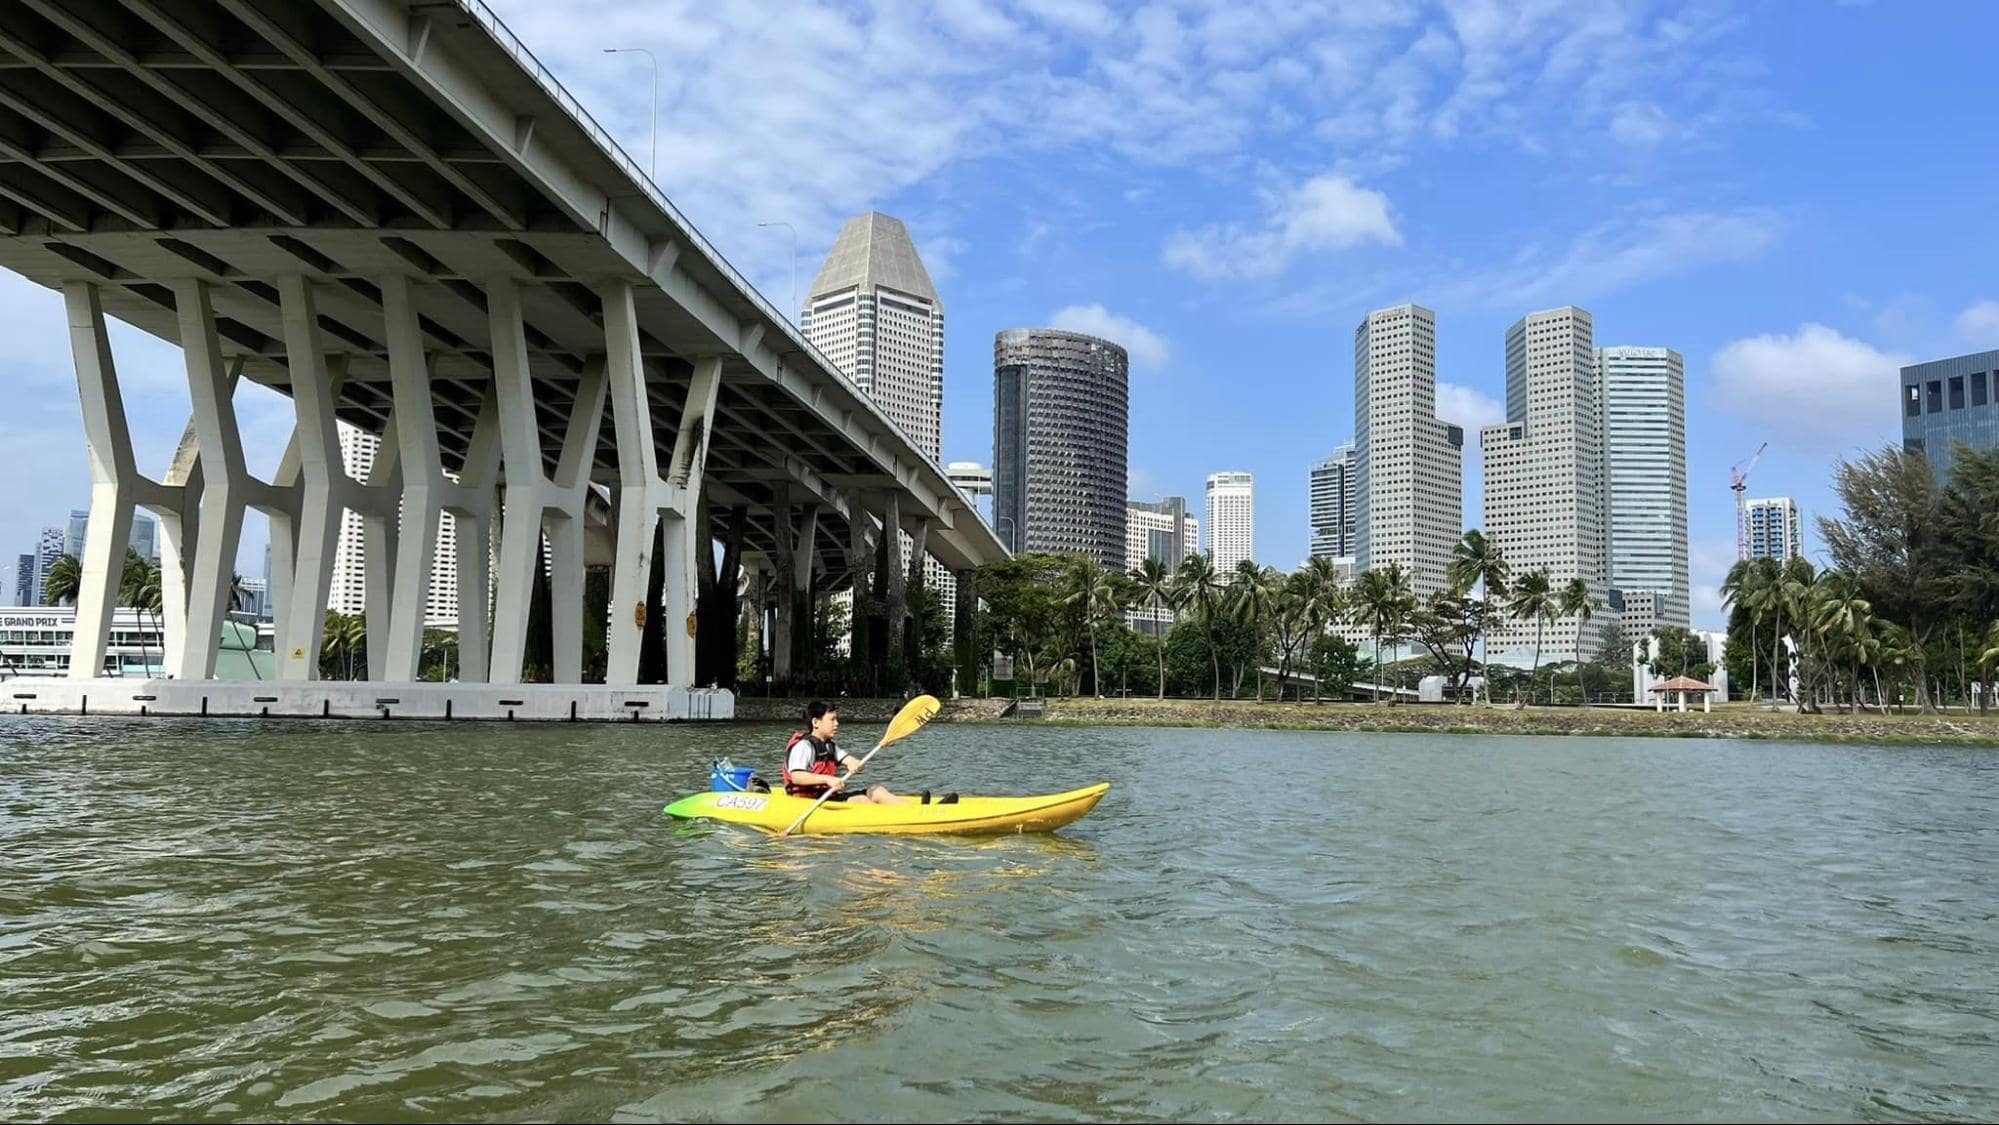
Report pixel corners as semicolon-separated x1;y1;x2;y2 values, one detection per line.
881;493;906;673
769;485;819;686
487;277;605;684
602;280;718;687
844;491;877;691
62;282;139;681
169;280;248;680
954;567;977;698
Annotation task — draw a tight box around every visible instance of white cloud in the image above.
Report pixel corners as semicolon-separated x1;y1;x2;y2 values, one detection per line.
1018;0;1118;37
1436;380;1504;496
474;0;1767;305
1435;380;1504;431
1163;174;1400;280
1956;299;1999;344
1048;304;1171;370
1435;207;1781;310
1711;323;1910;454
1609;101;1680;148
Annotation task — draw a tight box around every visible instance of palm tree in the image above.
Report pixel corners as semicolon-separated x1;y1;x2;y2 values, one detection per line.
1876;622;1914;713
1507;570;1555;709
1349;564;1413;704
118;549;163;677
421;628;459;681
1062;557;1120;697
42;553;81;607
1720;559;1768;704
1296;557;1344;702
1560;577;1599;708
1812;572;1871;712
1770;556;1814;708
1175;553;1227;701
323;610;367;680
1229;560;1280;701
1978;621;1999;716
1127;557;1181;699
1447;531;1510;705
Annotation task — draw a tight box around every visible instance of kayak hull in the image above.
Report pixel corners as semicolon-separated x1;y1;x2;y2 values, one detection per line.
663;783;1110;836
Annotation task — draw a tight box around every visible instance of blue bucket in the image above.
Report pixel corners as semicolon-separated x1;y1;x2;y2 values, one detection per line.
710;765;757;793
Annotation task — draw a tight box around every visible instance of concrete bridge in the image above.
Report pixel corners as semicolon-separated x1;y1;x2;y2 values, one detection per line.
0;0;1006;717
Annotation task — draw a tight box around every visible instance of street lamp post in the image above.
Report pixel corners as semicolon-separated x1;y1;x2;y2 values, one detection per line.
758;220;797;323
993;515;1017;553
600;47;659;182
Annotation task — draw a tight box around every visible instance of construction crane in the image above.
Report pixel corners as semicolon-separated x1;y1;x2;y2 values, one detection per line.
1731;441;1768;561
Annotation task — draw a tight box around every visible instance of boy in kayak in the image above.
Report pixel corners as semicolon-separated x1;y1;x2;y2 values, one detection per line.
782;701;954;805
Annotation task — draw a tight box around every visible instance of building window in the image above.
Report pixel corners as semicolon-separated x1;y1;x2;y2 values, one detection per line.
1974;371;1990;407
1950;375;1966;410
1927;380;1943;413
1905;385;1921;416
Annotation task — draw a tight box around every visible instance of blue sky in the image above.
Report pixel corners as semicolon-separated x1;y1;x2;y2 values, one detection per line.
5;0;1996;630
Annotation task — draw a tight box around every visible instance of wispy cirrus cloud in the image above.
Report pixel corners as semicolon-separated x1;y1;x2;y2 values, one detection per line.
1163;174;1401;280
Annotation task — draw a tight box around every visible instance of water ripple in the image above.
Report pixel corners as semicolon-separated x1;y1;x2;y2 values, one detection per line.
2;717;1996;1121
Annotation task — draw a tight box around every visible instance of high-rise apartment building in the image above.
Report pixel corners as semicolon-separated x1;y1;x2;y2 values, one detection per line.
1205;472;1255;576
992;329;1129;570
1481;306;1610;666
1598;346;1689;629
1354;304;1463;595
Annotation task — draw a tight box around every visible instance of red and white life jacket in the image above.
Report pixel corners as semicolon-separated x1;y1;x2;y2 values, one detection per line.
780;731;841;796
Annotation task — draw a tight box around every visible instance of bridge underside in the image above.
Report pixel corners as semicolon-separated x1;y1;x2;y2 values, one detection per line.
0;0;1000;697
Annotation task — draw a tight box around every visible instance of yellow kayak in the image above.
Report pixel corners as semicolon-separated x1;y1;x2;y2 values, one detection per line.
663;783;1110;836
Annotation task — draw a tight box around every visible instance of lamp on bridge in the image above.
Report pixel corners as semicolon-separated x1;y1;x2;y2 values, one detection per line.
757;221;799;325
601;47;659;182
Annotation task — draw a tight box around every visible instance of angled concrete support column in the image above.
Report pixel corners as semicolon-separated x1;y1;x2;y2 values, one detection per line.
151;420;203;678
601;283;718;686
954;568;977;698
882;493;906;671
770;487;795;685
769;488;819;686
380;275;445;682
451;505;493;681
261;427;303;667
602;280;659;686
903;517;930;677
172;280;247;680
64;282;138;681
489;277;606;684
448;390;503;683
844;492;877;688
277;275;356;681
362;416;401;683
662;352;722;688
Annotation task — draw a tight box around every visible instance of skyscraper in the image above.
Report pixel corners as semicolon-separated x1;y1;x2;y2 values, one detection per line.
1746;497;1802;561
803;210;953;607
328;420;459;626
1310;443;1357;562
1481;306;1610;666
1899;349;1998;476
1598;346;1689;630
60;510;160;570
13;554;33;606
1354;304;1462;595
1126;497;1199;635
35;526;62;606
992;329;1129;570
328;423;376;616
1205;471;1255;575
802;212;944;460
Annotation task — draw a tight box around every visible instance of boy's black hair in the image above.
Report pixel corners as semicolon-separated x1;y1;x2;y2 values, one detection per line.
806;700;838;723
